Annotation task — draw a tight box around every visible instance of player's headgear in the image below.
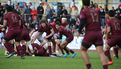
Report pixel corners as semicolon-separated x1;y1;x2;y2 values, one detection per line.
82;0;90;6
108;10;115;17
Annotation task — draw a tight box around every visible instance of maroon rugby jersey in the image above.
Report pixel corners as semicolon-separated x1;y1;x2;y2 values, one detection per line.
107;18;121;35
58;26;73;37
80;8;101;32
38;23;53;35
4;12;21;29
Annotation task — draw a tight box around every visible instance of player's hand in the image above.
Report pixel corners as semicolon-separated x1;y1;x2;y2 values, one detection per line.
0;25;3;29
31;39;34;44
44;36;48;39
26;50;29;53
1;28;5;32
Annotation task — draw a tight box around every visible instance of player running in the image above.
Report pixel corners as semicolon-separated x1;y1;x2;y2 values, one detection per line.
104;10;121;65
1;5;24;59
79;0;108;69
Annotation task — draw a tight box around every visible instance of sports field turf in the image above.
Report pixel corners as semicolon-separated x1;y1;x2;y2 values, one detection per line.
0;49;121;69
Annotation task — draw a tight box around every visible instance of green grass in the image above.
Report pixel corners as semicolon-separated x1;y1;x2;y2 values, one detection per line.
0;49;121;69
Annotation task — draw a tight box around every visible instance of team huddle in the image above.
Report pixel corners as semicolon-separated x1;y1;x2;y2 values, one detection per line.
0;0;121;69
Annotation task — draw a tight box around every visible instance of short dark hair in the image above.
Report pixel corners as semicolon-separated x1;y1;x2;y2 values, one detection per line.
6;5;13;12
109;10;115;17
82;0;90;6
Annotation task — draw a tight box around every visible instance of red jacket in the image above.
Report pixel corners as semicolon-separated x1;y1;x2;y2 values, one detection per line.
30;10;37;20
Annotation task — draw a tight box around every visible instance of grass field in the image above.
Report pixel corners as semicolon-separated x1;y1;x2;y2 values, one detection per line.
0;49;121;69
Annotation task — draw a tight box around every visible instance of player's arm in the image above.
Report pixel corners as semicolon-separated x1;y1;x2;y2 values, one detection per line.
45;28;55;39
1;19;7;29
31;31;40;43
19;19;22;27
0;20;7;32
104;26;108;39
30;29;36;37
106;26;111;39
78;18;86;34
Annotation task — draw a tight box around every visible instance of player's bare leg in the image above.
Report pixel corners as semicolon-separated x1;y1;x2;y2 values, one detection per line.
4;40;15;58
104;44;113;65
21;40;33;56
51;39;56;53
61;40;76;58
112;46;119;59
15;41;24;59
96;46;108;69
56;40;65;56
80;45;92;69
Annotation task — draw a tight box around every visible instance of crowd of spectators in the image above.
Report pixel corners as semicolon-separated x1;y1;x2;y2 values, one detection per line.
0;1;121;33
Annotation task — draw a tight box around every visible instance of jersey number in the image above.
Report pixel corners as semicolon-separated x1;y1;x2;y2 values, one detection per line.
91;13;99;23
12;15;19;23
114;23;121;30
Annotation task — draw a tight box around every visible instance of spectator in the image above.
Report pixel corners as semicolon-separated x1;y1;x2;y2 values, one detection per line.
37;3;44;22
47;6;55;23
23;2;27;9
104;5;108;12
61;6;68;18
95;4;100;12
19;7;25;17
29;2;34;10
45;4;51;19
15;3;20;12
99;6;105;28
31;8;37;20
111;6;116;13
75;17;80;29
32;15;38;24
115;5;121;20
25;5;32;23
0;5;5;25
90;1;95;8
70;6;78;29
57;6;62;18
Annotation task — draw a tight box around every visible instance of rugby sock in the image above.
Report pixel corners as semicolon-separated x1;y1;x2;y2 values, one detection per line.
4;42;14;53
16;45;24;57
22;45;26;55
113;47;119;58
70;50;74;54
48;46;52;55
103;65;108;69
64;47;69;54
104;50;112;61
58;45;64;55
86;64;92;69
16;46;20;56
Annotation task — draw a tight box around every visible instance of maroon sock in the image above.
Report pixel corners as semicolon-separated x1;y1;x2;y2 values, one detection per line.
58;45;65;55
113;47;119;58
86;64;92;69
16;47;20;56
103;65;108;69
104;50;112;61
22;45;26;55
64;47;69;54
4;42;14;53
16;45;24;57
70;50;74;54
48;46;52;55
